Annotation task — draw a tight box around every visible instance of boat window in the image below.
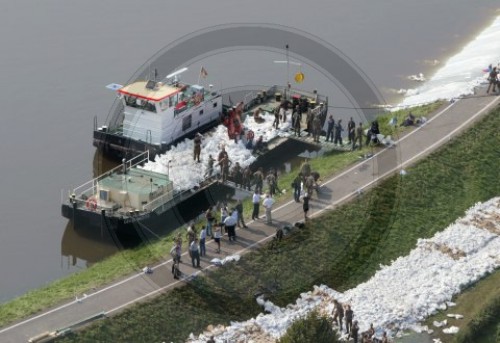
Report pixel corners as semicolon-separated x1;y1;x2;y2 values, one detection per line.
124;96;157;113
213;102;218;108
182;114;192;131
199;109;204;115
160;99;169;111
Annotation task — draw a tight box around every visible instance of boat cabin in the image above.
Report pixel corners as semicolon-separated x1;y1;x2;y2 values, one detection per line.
117;80;220;146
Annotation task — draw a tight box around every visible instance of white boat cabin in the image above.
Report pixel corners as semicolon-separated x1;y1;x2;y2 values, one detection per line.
118;80;222;146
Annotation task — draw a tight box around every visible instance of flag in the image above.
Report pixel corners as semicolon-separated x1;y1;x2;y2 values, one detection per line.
200;66;208;79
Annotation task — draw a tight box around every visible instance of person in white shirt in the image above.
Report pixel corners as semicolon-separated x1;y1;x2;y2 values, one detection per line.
252;191;261;220
262;193;275;224
224;210;238;241
189;238;200;268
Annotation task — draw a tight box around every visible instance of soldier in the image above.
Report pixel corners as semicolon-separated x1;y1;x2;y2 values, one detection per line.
334;119;343;146
242;166;252;191
231;162;242;187
347;117;356;145
205;154;215;178
253;167;264;193
312;114;321;143
193;133;202;162
326;115;335;142
292;105;302;136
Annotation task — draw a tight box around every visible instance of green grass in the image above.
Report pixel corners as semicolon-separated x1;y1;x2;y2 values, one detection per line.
49;105;500;342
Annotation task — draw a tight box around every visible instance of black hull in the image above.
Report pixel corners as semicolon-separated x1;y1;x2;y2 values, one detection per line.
93;118;222;161
62;182;235;239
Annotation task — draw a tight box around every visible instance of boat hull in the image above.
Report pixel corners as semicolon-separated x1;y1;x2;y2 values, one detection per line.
62;181;236;239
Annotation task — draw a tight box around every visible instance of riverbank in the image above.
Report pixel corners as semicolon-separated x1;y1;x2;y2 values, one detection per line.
0;102;439;329
49;102;500;342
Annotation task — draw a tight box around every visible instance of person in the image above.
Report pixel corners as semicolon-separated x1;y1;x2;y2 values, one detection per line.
205;207;214;237
300;160;311;178
220;205;228;230
345;304;354;334
273;105;280;129
312;114;321;143
253;167;264;193
326;115;335;142
306;109;314;136
199;226;207;257
171;259;181;279
206;336;215;343
245;129;255;149
186;224;196;244
292;173;302;202
355;122;363;150
262;193;275;224
253;107;265;123
186;225;196;258
380;331;389;343
266;171;277;196
253;135;266;153
349;320;359;343
213;222;222;253
366;121;380;146
292;105;302;136
252;190;261;220
487;66;498;93
302;192;310;221
332;299;344;331
170;241;180;264
242;166;252;191
189;238;200;268
224;209;238;241
304;174;316;197
235;199;247;228
231;162;243;187
402;112;415;127
367;323;375;337
193;133;202;162
334;119;343;146
219;155;231;182
205;154;215;178
347;117;355;145
217;146;229;175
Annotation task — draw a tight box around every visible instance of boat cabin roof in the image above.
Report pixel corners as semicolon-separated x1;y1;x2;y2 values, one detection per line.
118;81;181;102
99;168;171;196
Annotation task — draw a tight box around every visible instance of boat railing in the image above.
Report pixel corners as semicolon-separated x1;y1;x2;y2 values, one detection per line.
142;189;174;212
70;151;150;200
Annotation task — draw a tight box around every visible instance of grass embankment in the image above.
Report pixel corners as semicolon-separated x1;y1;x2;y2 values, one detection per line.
51;105;499;342
0;102;441;328
0;103;434;326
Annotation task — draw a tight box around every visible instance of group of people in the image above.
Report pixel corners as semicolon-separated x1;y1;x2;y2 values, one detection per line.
170;199;251;278
332;299;391;343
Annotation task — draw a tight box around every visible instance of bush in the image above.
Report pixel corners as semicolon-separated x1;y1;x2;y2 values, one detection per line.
278;310;339;343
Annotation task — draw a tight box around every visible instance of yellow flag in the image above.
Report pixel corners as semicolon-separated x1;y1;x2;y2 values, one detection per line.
294;72;304;83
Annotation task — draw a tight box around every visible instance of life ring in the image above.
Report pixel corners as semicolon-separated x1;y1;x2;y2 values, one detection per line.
86;197;97;211
246;130;255;141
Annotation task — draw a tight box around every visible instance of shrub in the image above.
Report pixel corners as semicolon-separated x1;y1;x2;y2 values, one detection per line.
278;310;339;343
